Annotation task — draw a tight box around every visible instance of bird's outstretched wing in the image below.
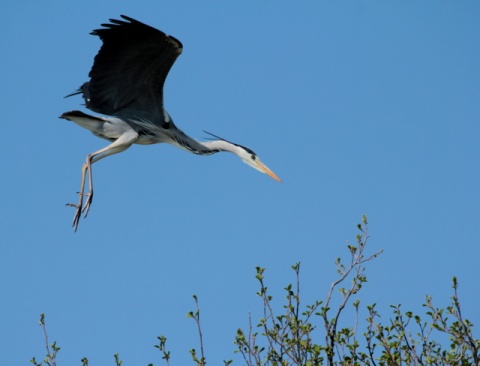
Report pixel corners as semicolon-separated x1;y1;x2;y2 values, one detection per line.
78;15;183;125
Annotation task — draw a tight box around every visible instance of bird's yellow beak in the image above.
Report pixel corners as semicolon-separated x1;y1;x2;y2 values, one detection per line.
257;161;282;182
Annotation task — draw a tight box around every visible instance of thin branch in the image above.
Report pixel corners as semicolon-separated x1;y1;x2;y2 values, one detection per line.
192;295;206;365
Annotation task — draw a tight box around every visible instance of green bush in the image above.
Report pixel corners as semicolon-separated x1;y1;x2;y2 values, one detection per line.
32;216;479;365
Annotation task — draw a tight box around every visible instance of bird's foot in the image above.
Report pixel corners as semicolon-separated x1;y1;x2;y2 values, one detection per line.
66;201;82;232
66;191;93;231
81;191;94;218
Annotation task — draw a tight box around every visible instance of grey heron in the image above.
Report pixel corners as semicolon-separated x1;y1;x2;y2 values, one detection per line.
61;15;281;231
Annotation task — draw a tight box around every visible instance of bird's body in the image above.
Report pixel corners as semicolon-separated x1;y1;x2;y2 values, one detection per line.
62;15;281;231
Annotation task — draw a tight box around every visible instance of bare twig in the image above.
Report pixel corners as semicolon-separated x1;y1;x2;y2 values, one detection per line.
188;295;206;365
32;314;59;366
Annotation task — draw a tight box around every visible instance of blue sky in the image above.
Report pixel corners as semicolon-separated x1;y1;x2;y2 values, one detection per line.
1;1;479;365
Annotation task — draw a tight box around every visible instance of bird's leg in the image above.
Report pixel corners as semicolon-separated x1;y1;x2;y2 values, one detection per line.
81;154;95;218
66;129;139;231
66;156;91;231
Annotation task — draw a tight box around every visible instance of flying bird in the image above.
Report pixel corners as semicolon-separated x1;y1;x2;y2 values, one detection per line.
61;15;281;231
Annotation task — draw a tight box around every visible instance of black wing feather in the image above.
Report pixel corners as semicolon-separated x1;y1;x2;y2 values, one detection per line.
80;15;182;125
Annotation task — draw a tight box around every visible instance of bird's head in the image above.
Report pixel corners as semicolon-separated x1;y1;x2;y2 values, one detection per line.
236;145;282;182
204;132;282;182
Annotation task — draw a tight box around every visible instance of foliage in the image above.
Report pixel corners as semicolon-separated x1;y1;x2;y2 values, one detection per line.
30;314;59;366
31;216;479;365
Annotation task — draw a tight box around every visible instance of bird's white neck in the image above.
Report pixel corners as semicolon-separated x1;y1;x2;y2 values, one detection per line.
175;137;243;156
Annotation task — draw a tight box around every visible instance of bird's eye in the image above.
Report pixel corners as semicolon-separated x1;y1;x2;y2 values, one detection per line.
251;154;256;160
